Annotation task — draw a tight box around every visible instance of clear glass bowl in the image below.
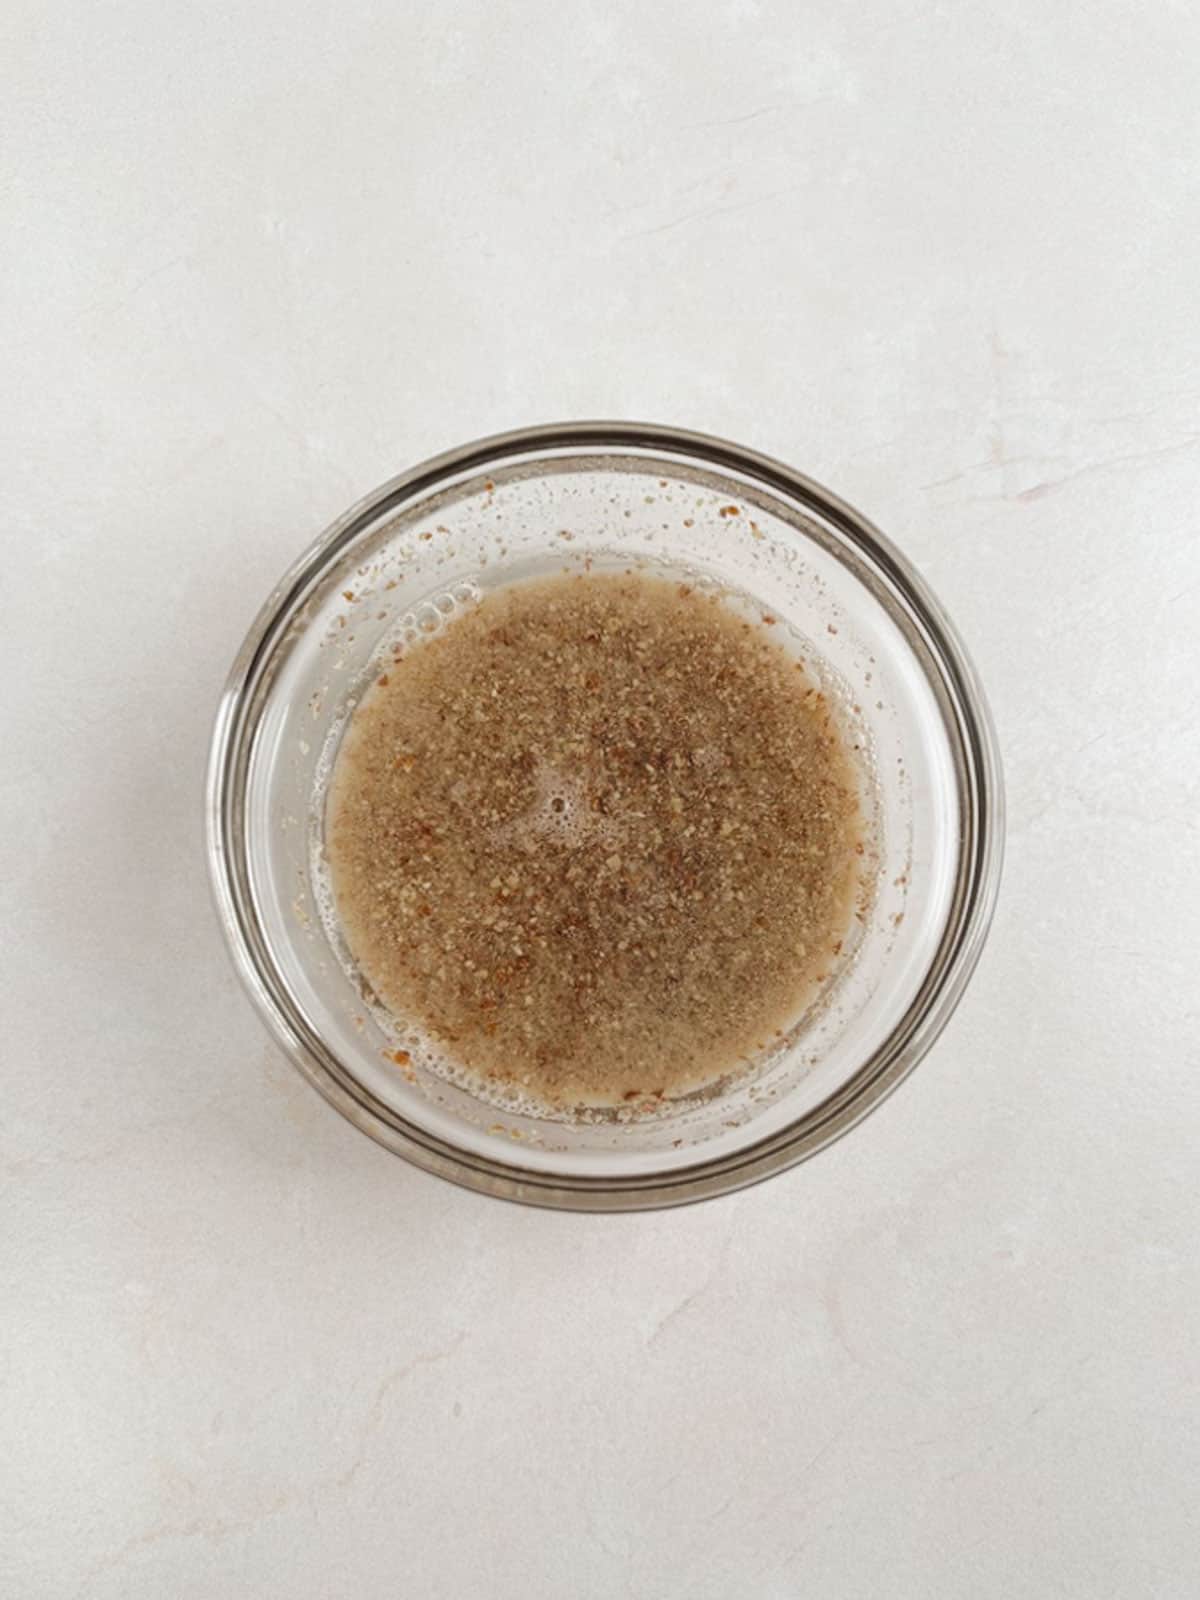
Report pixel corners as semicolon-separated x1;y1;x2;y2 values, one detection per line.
206;423;1003;1210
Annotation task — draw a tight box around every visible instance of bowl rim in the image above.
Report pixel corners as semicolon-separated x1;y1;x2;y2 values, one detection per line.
206;420;1004;1211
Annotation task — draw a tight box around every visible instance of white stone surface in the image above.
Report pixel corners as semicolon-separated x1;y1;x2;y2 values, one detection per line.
3;2;1198;1595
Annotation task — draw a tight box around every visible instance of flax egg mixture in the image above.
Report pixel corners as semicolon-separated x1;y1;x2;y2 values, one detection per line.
327;572;865;1113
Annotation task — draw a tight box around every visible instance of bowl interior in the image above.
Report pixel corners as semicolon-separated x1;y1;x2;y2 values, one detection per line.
222;437;970;1196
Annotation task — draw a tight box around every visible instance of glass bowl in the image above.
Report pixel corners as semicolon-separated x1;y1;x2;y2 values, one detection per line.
206;423;1003;1210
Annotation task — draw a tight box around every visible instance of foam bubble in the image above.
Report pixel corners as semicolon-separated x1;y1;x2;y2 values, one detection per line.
489;761;619;853
383;580;484;657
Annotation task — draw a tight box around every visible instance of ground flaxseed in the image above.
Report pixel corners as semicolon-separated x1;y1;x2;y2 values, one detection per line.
327;572;863;1111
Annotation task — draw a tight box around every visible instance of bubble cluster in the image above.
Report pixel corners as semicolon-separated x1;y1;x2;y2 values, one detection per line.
490;761;619;853
388;581;483;653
